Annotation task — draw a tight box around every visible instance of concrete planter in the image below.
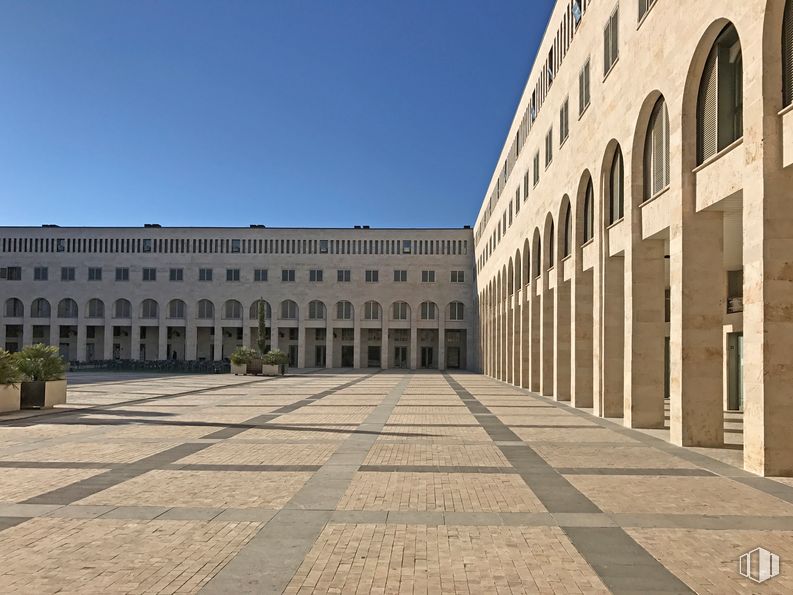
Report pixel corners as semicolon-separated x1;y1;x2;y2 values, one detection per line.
262;364;286;376
0;384;21;413
20;379;67;409
230;362;247;375
247;358;263;375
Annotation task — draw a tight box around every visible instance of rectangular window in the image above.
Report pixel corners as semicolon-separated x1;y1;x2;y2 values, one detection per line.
198;268;213;281
449;302;464;321
337;269;351;282
560;97;570;144
365;269;379;283
61;267;75;281
420;302;436;320
226;268;240;282
169;268;183;281
451;270;465;283
309;269;323;282
523;172;529;200
421;270;436;283
545;128;553;166
393;269;407;282
281;269;295;282
231;239;241;253
638;0;657;22
142;267;156;281
604;6;619;75
142;238;152;253
319;239;329;253
572;0;582;25
402;240;412;254
34;266;48;281
579;59;591;115
88;267;102;281
115;267;129;281
533;152;540;186
254;268;268;282
3;266;22;281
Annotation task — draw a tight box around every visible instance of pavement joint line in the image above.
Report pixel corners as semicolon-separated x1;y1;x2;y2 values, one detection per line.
443;373;693;595
199;374;411;595
17;373;378;507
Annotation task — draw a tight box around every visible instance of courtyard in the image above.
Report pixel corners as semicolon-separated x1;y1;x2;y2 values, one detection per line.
0;370;790;594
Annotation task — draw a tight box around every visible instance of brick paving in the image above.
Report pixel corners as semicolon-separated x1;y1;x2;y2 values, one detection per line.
0;370;791;593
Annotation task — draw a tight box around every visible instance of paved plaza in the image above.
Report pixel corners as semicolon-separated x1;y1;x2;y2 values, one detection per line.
0;371;791;594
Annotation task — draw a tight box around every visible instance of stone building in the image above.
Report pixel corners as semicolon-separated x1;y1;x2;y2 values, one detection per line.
474;0;793;476
0;226;476;371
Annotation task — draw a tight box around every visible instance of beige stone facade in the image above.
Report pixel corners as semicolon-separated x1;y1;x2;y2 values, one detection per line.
474;0;793;476
0;226;476;371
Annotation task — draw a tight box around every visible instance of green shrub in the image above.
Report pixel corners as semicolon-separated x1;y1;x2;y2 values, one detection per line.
0;349;21;386
230;346;257;366
262;349;289;366
14;344;66;382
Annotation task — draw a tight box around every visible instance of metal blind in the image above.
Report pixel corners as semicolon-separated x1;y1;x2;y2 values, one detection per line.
784;1;793;107
645;99;670;200
697;51;718;164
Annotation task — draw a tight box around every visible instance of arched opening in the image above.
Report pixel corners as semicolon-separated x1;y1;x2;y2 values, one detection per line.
4;298;23;318
583;179;595;242
697;24;743;164
140;299;158;320
249;300;271;320
197;300;214;320
87;298;105;319
114;299;131;319
644;96;670;201
58;298;78;319
308;300;326;320
609;147;625;224
31;298;51;319
563;203;572;257
167;299;185;319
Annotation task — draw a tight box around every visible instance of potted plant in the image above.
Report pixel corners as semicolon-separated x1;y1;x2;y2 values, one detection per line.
230;346;256;375
15;344;67;409
0;349;21;413
262;349;288;376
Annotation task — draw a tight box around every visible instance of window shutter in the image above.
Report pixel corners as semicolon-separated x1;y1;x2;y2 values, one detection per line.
604;26;611;75
579;68;585;114
697;50;718;163
785;2;793;107
638;0;649;21
611;10;619;65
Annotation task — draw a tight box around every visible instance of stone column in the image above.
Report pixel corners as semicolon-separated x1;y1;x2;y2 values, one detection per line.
465;321;474;372
242;324;251;351
380;326;389;370
541;284;554;397
297;323;307;369
213;323;223;361
103;321;113;361
158;322;168;360
49;321;59;350
530;281;541;392
409;325;418;370
506;296;513;383
353;318;361;369
185;324;197;360
270;321;280;353
601;255;625;418
520;288;531;388
624;239;666;428
438;317;446;371
554;271;572;401
514;293;522;385
571;265;594;408
325;326;334;368
130;324;141;361
76;319;87;362
22;321;33;350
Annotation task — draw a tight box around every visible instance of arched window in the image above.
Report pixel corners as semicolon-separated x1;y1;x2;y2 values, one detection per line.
449;302;465;321
87;299;105;319
547;221;555;268
197;300;214;320
4;298;23;318
281;300;298;320
168;299;186;319
420;301;436;320
563;204;572;257
697;24;742;164
644;97;670;200
249;300;271;320
392;302;409;320
609;147;624;223
336;301;353;320
308;300;325;320
535;243;542;278
57;298;78;318
583;180;595;243
31;298;51;319
224;300;242;320
364;301;380;320
784;1;793;107
141;299;159;319
114;299;131;319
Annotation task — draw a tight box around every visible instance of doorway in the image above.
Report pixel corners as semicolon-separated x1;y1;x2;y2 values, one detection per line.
288;345;299;367
446;347;460;369
394;346;407;368
420;347;434;369
315;345;326;368
341;345;354;367
727;332;744;411
367;346;381;368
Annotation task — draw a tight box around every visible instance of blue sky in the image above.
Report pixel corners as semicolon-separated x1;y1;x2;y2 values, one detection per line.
0;0;553;229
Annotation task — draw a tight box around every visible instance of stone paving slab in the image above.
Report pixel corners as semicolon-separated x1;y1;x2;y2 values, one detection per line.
0;370;790;593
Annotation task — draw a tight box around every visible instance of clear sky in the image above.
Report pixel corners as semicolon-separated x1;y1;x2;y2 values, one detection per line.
0;0;554;229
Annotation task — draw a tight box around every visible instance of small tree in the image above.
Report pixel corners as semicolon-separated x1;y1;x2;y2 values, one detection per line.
257;298;268;355
14;344;66;382
262;349;289;366
0;349;21;386
230;346;257;366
